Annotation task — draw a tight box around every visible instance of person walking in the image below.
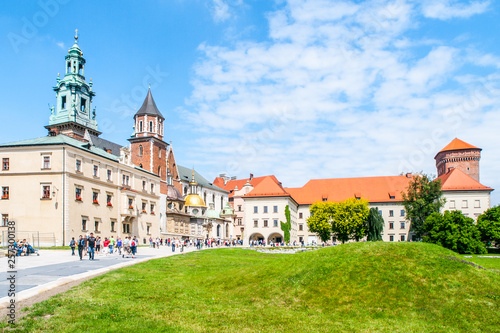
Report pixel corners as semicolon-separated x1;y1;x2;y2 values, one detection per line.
171;238;176;252
109;236;115;254
69;237;76;256
116;237;122;255
88;233;96;260
103;237;110;255
130;236;138;258
96;236;101;255
77;235;85;260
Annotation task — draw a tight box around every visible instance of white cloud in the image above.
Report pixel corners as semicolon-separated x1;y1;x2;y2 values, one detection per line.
184;0;500;204
209;0;243;23
421;0;490;20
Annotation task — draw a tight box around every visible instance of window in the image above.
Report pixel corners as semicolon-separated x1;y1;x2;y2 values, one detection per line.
400;222;405;230
76;159;82;172
107;169;112;181
2;158;9;171
139;121;143;132
122;174;130;186
2;214;8;227
93;165;99;177
92;192;99;204
450;200;456;209
389;222;394;230
159;148;161;158
42;185;51;199
150;204;155;214
106;194;112;206
149;121;153;132
237;218;242;225
111;220;116;232
389;210;394;217
82;218;87;231
128;198;133;209
61;96;67;109
253;206;258;213
238;205;242;212
75;187;82;201
378;210;382;216
151;183;154;193
400;235;406;242
462;200;468;209
263;206;268;213
264;220;268;227
254;220;258;227
142;180;146;191
2;187;9;200
123;223;130;234
389;235;394;242
158;166;161;177
147;224;151;235
142;202;147;212
184;186;188;195
474;200;481;208
273;206;278;213
299;212;303;219
43;156;51;169
139;145;143;156
299;224;303;231
322;198;327;202
273;219;278;227
94;220;100;232
400;210;405;217
80;98;86;112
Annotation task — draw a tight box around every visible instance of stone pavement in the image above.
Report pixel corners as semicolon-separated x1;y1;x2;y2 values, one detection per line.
0;245;200;307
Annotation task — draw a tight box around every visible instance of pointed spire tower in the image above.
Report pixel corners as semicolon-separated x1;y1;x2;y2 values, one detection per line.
46;30;100;140
129;88;169;185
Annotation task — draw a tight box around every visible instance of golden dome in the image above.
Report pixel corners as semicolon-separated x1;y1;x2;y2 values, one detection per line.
184;194;206;207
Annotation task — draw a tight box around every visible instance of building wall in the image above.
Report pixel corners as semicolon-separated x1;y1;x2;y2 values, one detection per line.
0;144;161;246
442;191;491;220
243;196;298;245
436;149;481;182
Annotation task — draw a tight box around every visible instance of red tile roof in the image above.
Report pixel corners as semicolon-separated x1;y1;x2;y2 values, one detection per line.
438;138;480;153
286;175;414;205
437;168;493;191
213;175;281;198
242;176;290;198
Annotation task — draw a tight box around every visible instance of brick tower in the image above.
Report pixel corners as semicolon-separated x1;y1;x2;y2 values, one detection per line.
128;88;169;191
435;138;482;182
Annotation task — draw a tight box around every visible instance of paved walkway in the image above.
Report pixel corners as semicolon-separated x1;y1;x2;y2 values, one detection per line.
0;245;200;307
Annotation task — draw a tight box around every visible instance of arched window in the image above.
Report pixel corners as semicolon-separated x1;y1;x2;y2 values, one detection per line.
139;163;143;168
217;225;221;237
139;145;143;156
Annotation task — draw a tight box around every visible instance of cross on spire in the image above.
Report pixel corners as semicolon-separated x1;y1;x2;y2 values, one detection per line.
74;29;78;43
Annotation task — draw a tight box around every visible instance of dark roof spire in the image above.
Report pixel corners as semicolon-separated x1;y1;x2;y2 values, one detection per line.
135;88;164;119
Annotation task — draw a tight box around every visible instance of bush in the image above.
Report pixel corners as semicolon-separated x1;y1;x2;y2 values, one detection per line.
423;211;486;254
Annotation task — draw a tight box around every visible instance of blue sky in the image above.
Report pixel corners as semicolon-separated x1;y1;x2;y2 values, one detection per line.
1;0;499;205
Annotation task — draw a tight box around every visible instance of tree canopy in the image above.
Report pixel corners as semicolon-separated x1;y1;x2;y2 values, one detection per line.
307;198;369;243
402;174;445;238
477;205;500;248
423;210;486;254
367;207;384;241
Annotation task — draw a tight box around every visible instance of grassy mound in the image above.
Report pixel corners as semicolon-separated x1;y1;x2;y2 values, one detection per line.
6;242;500;332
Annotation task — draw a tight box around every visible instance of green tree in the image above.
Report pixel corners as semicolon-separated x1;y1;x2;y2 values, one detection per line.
307;202;333;243
477;205;500;247
331;198;370;243
402;174;445;239
280;205;291;243
367;207;384;241
423;210;486;254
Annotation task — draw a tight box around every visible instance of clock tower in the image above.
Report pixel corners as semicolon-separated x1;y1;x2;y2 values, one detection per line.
46;30;100;139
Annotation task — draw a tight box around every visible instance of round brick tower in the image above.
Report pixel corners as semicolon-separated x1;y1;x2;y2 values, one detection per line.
435;138;481;182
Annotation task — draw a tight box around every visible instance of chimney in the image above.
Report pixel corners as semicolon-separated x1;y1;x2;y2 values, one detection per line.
249;173;254;181
405;173;412;178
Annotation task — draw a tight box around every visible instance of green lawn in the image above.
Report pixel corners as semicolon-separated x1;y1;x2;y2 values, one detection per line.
461;254;500;270
4;242;500;332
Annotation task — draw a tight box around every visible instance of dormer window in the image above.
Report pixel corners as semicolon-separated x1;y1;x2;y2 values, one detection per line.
61;96;67;110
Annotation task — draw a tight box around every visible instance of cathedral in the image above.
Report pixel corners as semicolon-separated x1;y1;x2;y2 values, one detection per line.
0;32;233;246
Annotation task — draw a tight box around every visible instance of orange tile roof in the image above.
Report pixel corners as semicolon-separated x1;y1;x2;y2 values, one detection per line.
213;175;281;198
437;168;493;191
438;138;480;153
243;176;290;198
286;175;414;205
